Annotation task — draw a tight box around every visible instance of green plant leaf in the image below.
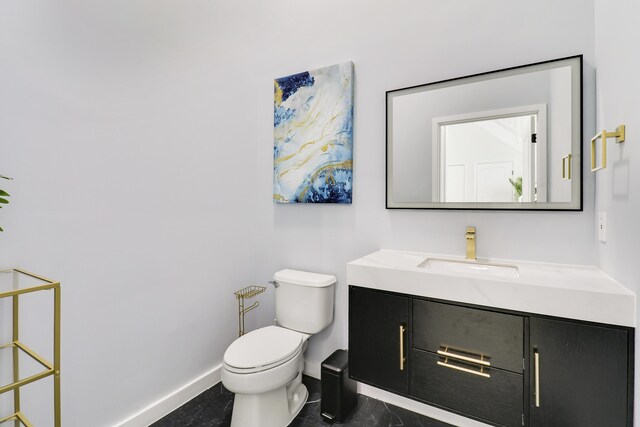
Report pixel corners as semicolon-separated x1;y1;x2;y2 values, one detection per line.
1;175;12;231
508;177;523;197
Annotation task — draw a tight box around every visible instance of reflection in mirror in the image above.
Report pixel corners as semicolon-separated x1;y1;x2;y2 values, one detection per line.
437;110;542;203
387;56;582;210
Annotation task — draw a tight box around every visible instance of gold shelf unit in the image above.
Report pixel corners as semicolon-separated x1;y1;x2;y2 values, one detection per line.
0;269;61;427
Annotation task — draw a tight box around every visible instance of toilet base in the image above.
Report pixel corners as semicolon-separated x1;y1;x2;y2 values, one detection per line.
229;372;308;427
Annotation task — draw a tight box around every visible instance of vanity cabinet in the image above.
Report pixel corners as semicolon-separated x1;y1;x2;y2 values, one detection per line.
529;318;631;427
348;286;633;427
348;286;409;394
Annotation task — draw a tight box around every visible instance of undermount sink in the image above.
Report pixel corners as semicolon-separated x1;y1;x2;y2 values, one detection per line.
418;258;519;278
346;250;635;327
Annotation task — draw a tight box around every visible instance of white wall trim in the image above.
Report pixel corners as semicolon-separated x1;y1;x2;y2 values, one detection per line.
114;364;223;427
114;359;321;427
357;382;491;427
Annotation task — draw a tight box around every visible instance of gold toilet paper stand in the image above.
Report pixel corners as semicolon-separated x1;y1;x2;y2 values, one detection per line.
234;285;266;337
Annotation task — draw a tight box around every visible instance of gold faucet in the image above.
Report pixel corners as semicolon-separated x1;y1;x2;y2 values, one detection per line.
466;226;476;261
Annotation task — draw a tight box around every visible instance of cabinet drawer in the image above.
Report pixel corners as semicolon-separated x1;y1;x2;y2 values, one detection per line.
413;300;524;373
411;349;523;427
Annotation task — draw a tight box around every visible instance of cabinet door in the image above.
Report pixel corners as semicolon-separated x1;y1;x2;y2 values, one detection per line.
530;318;630;427
349;286;409;394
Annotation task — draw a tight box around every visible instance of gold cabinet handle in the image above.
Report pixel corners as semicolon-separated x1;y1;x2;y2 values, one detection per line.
399;324;405;371
437;348;490;366
437;359;490;378
534;350;540;407
562;154;572;180
437;346;490;378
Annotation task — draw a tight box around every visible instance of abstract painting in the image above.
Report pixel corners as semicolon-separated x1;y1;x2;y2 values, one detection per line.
274;62;354;204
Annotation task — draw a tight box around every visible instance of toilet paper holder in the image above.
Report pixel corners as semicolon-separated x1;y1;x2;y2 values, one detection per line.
234;285;266;337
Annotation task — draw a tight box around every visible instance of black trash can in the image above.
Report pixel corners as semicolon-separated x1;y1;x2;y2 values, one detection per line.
321;349;357;423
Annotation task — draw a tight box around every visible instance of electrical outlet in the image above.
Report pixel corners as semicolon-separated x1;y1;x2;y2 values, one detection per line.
598;212;607;243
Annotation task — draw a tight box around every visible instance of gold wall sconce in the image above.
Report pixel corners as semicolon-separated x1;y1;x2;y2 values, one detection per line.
591;125;626;172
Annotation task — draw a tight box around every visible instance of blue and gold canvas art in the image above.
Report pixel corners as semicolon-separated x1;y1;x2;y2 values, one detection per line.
274;62;354;204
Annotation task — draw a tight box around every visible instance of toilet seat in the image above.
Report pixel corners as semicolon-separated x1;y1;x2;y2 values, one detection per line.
223;326;304;374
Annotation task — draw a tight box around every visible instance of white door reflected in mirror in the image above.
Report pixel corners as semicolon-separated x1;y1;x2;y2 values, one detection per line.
436;112;543;203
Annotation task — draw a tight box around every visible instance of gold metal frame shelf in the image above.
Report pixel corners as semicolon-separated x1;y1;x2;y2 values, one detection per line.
0;269;61;427
591;125;626;172
234;285;266;337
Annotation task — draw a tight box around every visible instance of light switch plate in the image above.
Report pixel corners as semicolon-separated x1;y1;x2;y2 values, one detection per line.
598;212;607;242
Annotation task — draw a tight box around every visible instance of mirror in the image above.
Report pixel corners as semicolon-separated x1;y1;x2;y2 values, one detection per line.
386;55;582;210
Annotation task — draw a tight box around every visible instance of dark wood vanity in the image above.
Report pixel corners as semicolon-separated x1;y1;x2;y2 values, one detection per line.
349;285;634;427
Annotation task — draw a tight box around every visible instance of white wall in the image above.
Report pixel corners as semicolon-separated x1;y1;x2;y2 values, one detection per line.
0;0;602;426
0;2;258;426
594;0;640;422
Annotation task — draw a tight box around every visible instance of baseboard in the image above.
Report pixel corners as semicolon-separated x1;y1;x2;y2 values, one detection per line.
114;364;223;427
357;382;491;427
303;359;321;379
111;360;485;426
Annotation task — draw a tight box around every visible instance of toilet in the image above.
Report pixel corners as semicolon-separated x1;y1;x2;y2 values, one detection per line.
221;269;336;427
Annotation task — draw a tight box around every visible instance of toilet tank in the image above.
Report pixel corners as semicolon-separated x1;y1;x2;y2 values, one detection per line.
274;269;336;334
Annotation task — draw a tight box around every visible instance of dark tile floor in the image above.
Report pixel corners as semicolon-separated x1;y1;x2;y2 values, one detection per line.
151;375;454;427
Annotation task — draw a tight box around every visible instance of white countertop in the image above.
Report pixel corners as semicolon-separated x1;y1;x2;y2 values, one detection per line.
347;250;636;327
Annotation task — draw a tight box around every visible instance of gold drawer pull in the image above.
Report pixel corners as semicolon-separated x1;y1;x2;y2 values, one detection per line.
399;324;406;371
437;359;490;378
437;347;490;366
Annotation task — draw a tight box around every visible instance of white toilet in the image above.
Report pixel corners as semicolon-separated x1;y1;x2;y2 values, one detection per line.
222;269;336;427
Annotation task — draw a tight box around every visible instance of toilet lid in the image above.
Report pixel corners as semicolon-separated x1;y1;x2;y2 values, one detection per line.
224;326;304;371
